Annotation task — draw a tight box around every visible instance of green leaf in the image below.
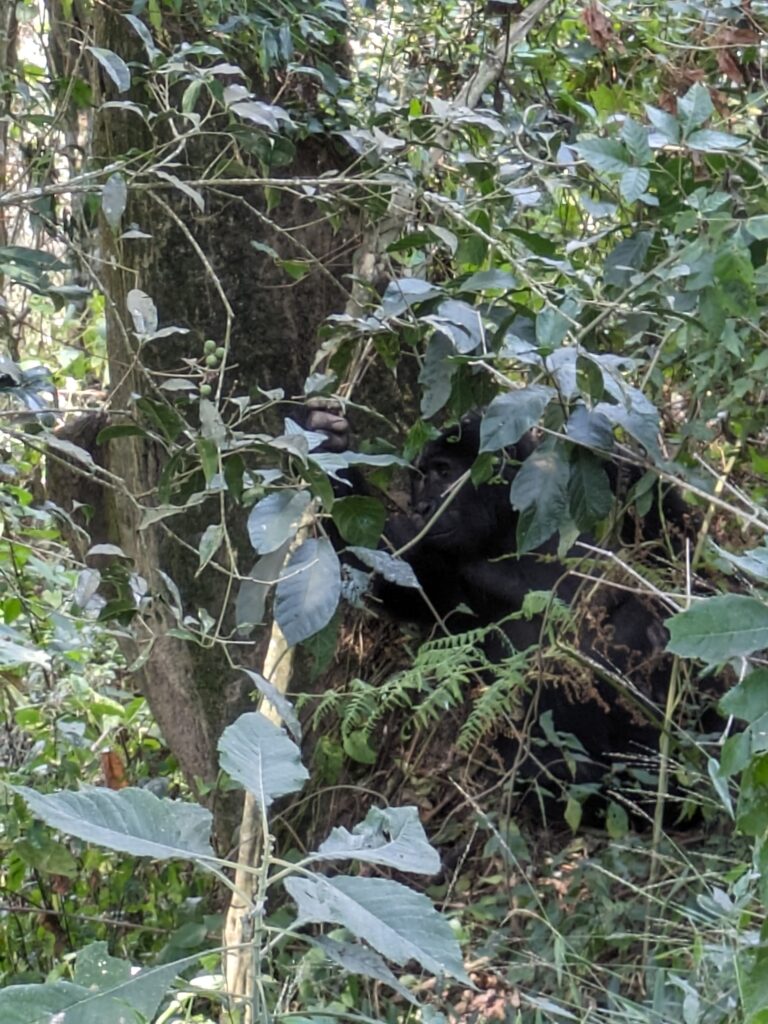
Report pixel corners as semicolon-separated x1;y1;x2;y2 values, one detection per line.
743;944;768;1024
87;46;131;93
604;231;652;287
425;299;483;354
479;386;554;452
510;445;570;551
719;730;752;777
666;595;768;662
714;243;755;316
247;490;311;554
217;712;308;809
316;806;440;875
101;172;127;230
536;305;572;348
123;13;160;60
43;433;95;467
343;728;378;764
154;169;205;212
0;944;180;1024
686;129;746;152
620;118;651;164
593;397;661;458
568;451;613;531
284;874;469;983
605;801;629;839
274;537;341;646
332;495;386;547
347;547;420;588
14;786;215;860
566;405;614;449
744;216;768;240
15;834;78;876
0;636;50;667
235;543;289;635
381;277;442;317
460;269;517;292
242;669;302;743
736;753;768;836
620;166;650;203
677;82;713;133
720;669;768;723
198;398;226;445
707;757;735;816
573;137;630;174
313;936;418;1005
196;523;224;574
126;288;158;336
419;331;456;418
645;104;680;144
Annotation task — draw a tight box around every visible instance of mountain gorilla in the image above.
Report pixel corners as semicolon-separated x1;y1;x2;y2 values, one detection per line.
307;406;726;815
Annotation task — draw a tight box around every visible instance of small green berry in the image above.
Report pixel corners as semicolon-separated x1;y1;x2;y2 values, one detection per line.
215;346;226;359
203;339;216;354
205;353;219;368
199;383;212;397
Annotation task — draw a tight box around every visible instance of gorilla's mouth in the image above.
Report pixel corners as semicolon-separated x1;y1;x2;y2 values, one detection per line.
422;517;458;541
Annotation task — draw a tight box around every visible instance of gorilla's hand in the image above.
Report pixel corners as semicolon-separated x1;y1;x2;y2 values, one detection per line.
305;399;351;454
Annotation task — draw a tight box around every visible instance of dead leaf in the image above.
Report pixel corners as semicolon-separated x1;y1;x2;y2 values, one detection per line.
101;749;128;789
582;2;624;51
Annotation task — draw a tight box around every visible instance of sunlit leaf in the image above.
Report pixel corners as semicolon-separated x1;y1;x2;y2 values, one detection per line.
217;712;308;808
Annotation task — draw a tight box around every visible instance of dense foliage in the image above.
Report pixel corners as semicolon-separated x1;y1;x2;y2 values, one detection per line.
2;0;768;1021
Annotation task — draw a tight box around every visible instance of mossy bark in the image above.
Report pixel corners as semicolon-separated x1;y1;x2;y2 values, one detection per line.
45;0;353;846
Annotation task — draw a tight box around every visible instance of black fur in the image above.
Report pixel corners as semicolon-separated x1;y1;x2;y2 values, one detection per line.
309;408;725;817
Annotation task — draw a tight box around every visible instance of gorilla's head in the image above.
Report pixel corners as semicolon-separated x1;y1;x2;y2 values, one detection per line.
410;415;536;555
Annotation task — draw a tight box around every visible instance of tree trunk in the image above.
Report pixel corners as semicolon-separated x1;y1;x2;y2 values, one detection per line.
45;0;354;846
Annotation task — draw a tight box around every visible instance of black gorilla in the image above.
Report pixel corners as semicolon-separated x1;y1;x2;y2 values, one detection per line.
308;407;723;813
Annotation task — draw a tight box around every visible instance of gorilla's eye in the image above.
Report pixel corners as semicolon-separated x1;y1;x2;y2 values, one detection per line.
430;460;454;479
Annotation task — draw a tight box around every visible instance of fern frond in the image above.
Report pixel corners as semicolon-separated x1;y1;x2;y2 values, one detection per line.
458;652;532;751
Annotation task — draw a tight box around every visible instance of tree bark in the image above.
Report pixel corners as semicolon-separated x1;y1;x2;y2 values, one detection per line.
44;0;354;845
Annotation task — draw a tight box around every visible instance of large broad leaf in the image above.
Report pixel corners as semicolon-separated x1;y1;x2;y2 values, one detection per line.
677;82;713;133
247;490;311;554
604;231;652;287
14;786;214;861
217;711;308;809
720;670;768;730
348;547;420;588
593;398;661;460
479;386;554;452
44;433;95;467
331;496;386;547
274;537;341;646
284;874;469;983
242;669;302;743
509;444;570;551
0;944;179;1024
316;806;440;875
87;46;131;92
573;136;631;174
312;936;418;1005
235;542;290;634
666;595;768;663
566;405;614;449
380;277;442;317
0;635;50;667
568;451;613;531
423;298;484;354
419;331;456;418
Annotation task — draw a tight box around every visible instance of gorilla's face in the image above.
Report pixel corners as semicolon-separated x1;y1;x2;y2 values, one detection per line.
410;437;515;556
